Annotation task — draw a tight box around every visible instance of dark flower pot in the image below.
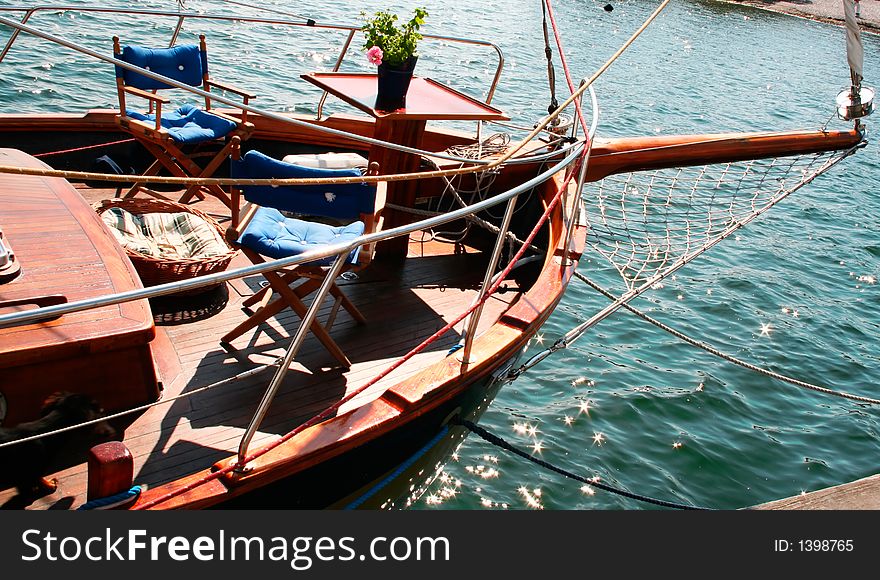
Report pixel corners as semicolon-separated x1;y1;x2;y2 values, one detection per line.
376;56;418;112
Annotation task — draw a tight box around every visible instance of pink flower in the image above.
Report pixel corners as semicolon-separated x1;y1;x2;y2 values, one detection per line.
366;46;383;66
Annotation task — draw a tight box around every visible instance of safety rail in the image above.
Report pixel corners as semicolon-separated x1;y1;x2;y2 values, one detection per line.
0;136;573;327
0;4;597;468
0;4;505;117
0;11;592;183
0;143;586;464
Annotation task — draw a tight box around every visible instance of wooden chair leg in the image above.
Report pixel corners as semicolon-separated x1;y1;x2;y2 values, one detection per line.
123;158;163;199
243;272;365;324
242;283;272;308
242;270;306;308
223;273;351;368
329;284;366;324
176;138;237;209
226;278;321;340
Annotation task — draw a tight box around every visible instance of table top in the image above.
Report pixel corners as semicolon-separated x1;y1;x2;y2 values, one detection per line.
302;72;509;121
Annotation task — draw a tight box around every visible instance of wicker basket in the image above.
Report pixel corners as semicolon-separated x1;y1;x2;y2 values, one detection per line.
93;198;237;288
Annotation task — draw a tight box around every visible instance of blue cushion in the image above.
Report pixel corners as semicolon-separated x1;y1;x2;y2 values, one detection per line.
116;44;206;90
232;150;376;221
127;104;237;143
238;207;364;265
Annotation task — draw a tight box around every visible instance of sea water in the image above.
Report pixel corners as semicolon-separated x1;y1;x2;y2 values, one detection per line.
0;0;877;510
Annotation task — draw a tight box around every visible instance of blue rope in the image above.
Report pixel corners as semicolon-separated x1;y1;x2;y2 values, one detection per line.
344;426;450;509
77;485;142;510
447;343;464;355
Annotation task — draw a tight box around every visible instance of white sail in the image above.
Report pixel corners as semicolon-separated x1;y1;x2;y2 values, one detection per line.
843;0;864;81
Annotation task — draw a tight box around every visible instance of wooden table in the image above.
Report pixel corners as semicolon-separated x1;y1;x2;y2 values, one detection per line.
0;149;162;426
301;73;509;261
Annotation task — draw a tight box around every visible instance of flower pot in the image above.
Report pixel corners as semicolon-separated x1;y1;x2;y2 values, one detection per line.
376;56;418;112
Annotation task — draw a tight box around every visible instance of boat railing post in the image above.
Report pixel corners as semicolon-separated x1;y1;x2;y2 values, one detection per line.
459;192;519;365
569;78;585;142
484;44;504;105
561;80;597;266
562;142;590;268
316;29;356;120
235;251;349;470
0;8;34;64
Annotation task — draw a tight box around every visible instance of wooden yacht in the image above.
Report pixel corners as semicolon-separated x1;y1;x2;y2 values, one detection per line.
0;3;866;510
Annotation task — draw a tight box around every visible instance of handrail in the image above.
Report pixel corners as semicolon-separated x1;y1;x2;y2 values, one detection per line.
0;4;505;105
231;143;587;462
237;252;349;468
0;7;32;62
0;14;510;169
0;143;585;330
0;141;585;465
0;4;594;466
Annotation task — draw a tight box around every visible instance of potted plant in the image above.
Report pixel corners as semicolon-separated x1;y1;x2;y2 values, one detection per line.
361;7;428;111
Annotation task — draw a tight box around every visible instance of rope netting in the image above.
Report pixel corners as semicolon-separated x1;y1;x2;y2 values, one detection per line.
584;148;859;293
512;144;862;377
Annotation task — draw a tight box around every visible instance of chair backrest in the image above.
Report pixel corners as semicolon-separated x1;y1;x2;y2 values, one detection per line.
232;150;377;224
114;40;207;90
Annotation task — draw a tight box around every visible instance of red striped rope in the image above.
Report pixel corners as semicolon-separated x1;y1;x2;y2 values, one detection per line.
33;138;135;158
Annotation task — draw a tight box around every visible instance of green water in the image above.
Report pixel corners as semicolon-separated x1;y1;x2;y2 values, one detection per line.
0;0;877;510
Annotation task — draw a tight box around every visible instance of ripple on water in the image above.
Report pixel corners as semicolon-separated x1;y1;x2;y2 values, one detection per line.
1;0;877;511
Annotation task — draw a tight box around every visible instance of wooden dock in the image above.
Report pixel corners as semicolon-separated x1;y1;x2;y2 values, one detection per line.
753;474;880;509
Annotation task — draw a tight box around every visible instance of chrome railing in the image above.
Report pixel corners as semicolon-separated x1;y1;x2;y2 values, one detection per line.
0;5;596;466
0;143;587;464
0;4;505;112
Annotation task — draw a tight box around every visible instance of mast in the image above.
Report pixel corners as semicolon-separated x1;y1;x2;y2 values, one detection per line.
837;0;874;127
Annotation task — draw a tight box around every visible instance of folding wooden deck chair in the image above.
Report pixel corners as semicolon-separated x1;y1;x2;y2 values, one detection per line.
112;35;255;210
222;149;380;368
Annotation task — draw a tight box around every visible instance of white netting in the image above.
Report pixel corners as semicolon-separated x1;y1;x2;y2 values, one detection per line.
583;147;861;292
513;142;863;375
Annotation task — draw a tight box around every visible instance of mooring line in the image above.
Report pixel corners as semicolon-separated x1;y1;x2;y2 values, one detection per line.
575;272;880;406
458;419;710;509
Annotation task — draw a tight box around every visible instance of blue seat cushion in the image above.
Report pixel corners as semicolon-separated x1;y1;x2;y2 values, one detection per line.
116;44;206;90
127;104;237;143
238;207;364;266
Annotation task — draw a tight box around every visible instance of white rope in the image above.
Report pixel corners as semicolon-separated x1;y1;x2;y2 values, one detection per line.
576;272;880;406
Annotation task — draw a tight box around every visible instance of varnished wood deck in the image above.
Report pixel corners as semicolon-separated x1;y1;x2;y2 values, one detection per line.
1;186;523;509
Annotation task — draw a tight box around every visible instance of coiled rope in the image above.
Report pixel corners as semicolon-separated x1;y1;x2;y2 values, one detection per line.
77;486;142;510
446;133;511;159
458;419;711;510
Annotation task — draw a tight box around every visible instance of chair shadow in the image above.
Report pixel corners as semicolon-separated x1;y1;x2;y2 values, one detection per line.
132;250;484;492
